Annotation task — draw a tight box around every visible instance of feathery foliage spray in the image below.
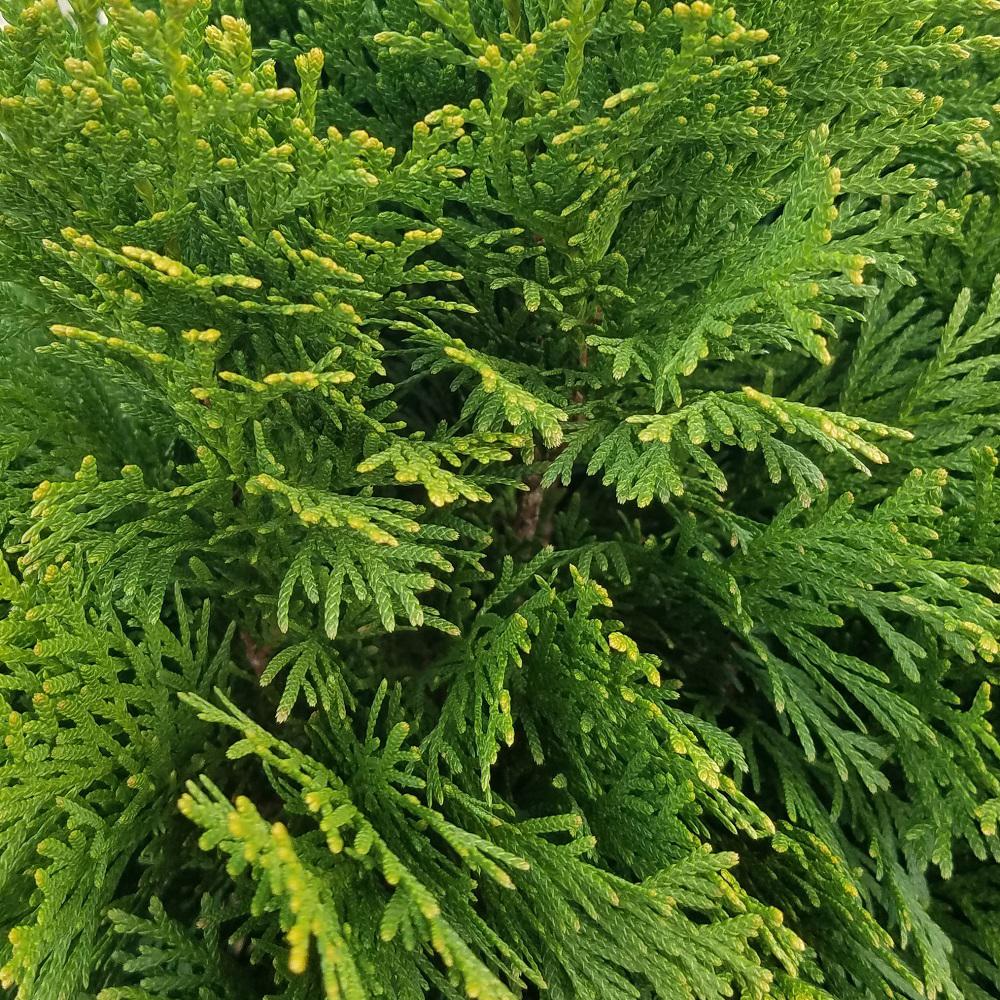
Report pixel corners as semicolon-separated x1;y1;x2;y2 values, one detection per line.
1;0;1000;997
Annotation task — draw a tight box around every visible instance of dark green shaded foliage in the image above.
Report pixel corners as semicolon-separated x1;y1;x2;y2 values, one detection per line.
0;0;1000;997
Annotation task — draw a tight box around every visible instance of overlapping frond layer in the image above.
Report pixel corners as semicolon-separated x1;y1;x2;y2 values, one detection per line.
0;0;999;998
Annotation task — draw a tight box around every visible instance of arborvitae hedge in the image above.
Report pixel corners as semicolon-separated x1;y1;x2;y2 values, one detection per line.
1;0;1000;997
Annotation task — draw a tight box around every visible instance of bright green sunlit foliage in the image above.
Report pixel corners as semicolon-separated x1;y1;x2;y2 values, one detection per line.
1;0;1000;997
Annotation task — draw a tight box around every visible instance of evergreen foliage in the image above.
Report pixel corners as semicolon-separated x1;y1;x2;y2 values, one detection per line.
0;0;999;996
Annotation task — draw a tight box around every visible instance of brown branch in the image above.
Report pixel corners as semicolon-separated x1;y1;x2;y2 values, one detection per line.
513;471;545;541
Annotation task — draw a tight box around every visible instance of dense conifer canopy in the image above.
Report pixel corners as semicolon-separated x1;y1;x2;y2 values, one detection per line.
1;0;1000;997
